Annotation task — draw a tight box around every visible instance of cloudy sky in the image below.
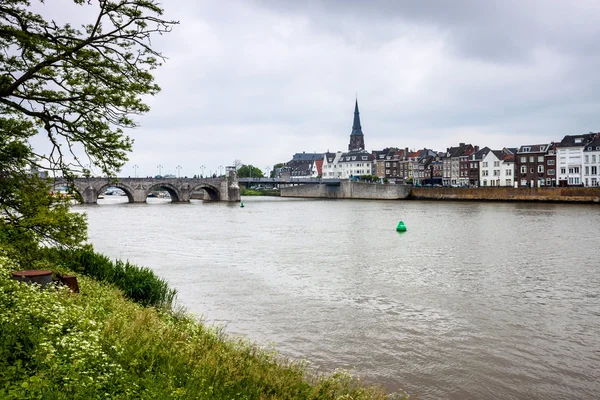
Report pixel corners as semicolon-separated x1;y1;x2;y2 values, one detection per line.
33;0;600;177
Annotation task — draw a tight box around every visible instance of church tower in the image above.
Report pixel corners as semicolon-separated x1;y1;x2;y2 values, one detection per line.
348;99;365;151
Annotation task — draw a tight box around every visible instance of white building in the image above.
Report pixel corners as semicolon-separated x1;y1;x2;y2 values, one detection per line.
583;136;600;187
336;150;375;179
480;150;515;187
322;151;343;179
557;133;597;186
321;150;376;179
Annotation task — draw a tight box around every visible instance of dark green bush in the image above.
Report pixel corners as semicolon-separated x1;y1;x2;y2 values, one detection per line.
43;248;176;309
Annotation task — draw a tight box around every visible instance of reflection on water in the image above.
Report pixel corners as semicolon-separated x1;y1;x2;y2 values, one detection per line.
77;197;600;399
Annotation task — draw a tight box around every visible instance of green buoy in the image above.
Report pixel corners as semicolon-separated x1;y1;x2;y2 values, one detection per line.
396;220;406;232
240;201;244;208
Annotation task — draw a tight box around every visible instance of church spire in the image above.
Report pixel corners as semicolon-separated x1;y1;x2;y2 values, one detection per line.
348;98;365;151
351;98;363;136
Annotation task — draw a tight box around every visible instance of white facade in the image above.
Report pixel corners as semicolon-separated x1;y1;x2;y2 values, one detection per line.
480;152;515;187
338;153;375;179
322;152;375;179
322;152;343;179
557;145;585;186
583;143;600;187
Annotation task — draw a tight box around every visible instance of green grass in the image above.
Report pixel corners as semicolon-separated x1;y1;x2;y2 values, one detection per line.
240;187;280;196
0;255;410;399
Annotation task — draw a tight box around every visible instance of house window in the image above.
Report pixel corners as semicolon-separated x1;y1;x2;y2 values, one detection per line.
547;160;555;165
523;147;531;152
540;146;546;151
520;157;526;163
548;169;555;175
506;169;512;176
494;161;500;167
521;166;526;174
585;155;589;163
529;156;534;162
592;166;598;175
506;179;512;186
530;168;534;173
585;166;589;175
538;165;544;173
537;156;544;162
386;162;390;167
351;156;356;161
592;155;597;163
483;162;488;167
493;170;500;176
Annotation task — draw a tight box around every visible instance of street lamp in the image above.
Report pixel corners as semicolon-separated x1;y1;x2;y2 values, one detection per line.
176;165;182;178
133;164;139;178
200;165;205;178
218;165;223;177
157;164;163;176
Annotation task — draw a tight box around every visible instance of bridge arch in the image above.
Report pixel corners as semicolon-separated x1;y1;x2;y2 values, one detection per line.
52;182;84;203
147;182;181;202
190;183;220;201
97;182;135;203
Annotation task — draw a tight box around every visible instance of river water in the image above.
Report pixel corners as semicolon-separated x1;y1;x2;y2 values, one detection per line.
77;196;600;399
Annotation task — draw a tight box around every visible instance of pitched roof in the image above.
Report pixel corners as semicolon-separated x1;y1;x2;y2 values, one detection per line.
516;144;550;153
584;136;600;152
472;146;491;160
291;152;324;162
491;150;504;160
324;152;337;163
338;150;375;163
557;133;596;148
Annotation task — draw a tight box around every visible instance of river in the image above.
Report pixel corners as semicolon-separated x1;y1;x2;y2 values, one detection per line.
77;196;600;399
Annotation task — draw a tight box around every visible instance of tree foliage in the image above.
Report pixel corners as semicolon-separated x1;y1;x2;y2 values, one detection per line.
0;0;176;259
271;162;285;178
237;165;264;178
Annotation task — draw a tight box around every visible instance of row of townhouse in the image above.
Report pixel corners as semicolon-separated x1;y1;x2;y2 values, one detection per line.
281;132;600;188
278;99;600;187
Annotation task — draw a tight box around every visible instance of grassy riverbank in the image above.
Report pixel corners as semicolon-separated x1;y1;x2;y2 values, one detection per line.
0;251;408;399
240;187;280;196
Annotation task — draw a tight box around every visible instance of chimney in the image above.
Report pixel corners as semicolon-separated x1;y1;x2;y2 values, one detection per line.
474;145;479;152
459;142;465;147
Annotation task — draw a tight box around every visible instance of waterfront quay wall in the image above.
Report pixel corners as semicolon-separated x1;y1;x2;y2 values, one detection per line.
280;183;600;203
280;181;411;200
411;187;600;203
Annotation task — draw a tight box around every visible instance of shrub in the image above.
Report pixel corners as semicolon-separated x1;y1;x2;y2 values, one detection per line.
42;248;176;309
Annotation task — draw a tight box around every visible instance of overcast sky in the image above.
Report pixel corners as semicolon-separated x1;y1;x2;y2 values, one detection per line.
32;0;600;177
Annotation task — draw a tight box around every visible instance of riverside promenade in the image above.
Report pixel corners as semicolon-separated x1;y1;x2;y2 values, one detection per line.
280;182;600;203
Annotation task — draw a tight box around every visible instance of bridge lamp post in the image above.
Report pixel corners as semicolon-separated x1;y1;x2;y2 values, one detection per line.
201;165;205;178
176;165;182;178
218;165;223;177
133;164;139;178
157;164;163;177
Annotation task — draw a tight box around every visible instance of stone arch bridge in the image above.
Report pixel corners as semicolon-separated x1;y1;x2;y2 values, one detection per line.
54;172;240;204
